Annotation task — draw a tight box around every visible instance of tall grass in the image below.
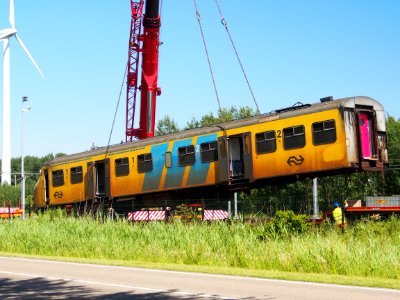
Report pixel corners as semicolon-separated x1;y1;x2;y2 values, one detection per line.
0;210;399;280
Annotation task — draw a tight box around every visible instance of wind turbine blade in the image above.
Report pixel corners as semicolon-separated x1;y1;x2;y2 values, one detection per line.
9;0;15;28
15;34;45;79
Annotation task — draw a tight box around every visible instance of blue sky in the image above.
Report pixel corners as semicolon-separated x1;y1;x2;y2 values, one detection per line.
1;0;399;158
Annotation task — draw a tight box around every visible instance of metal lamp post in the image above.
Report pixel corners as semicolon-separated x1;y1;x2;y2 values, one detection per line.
312;178;319;220
21;96;30;220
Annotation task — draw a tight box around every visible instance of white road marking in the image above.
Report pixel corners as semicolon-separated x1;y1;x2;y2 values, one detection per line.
1;256;399;295
0;269;235;299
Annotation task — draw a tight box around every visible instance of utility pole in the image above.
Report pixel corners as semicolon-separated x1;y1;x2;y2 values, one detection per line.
312;178;319;219
21;96;31;220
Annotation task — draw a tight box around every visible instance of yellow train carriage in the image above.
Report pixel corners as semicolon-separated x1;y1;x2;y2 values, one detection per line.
33;96;388;214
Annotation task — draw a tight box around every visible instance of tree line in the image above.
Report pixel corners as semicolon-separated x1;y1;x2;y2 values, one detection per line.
0;153;66;207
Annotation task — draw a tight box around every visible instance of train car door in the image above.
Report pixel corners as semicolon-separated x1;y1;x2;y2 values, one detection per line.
44;170;49;205
218;136;229;183
85;162;94;200
218;133;253;183
85;160;110;200
242;132;253;180
94;159;110;198
229;136;244;178
358;112;376;159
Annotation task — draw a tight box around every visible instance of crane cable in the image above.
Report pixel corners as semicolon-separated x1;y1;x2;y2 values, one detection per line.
214;0;260;114
105;63;128;159
193;0;223;117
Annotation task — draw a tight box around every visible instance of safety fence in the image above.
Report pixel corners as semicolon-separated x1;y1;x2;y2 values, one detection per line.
0;206;22;219
127;209;229;222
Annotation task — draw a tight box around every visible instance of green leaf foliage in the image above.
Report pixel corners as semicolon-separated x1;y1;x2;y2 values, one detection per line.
265;210;310;238
1;153;65;206
155;115;180;136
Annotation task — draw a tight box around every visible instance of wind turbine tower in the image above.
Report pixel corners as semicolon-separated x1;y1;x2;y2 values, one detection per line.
0;0;44;184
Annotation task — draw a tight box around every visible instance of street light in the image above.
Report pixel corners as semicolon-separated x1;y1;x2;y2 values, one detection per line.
21;96;31;220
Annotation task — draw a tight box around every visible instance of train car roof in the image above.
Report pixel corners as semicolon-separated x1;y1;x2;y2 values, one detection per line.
43;96;383;166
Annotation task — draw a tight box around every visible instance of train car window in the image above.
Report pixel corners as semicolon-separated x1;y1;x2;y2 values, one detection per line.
200;141;218;163
115;157;129;177
165;151;172;168
256;130;276;154
312;120;337;145
178;145;195;166
52;169;64;187
70;166;83;184
283;125;305;150
138;153;153;173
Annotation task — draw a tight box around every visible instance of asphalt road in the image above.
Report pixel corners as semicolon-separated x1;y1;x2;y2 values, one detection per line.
0;256;399;299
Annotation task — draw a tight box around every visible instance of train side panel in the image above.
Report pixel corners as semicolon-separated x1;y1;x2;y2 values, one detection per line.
109;133;221;199
160;134;219;190
110;146;150;199
46;161;88;206
252;109;348;180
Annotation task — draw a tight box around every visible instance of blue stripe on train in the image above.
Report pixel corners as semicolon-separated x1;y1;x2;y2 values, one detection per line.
186;134;217;186
164;138;193;189
142;143;169;191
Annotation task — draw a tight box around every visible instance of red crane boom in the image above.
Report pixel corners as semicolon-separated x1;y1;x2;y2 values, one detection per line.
126;0;161;141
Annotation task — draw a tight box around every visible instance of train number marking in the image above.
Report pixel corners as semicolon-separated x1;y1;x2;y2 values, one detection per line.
277;130;282;138
287;155;304;166
54;191;64;199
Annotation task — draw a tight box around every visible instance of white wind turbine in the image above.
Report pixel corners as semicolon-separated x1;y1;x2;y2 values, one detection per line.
0;0;44;184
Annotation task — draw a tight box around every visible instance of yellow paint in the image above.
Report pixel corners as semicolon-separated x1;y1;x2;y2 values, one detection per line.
251;109;347;179
34;107;354;209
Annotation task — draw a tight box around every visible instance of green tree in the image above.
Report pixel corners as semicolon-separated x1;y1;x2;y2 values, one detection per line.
185;117;202;129
155;115;180;136
184;106;257;130
386;116;400;160
0;153;66;206
383;115;400;194
0;184;20;206
157;106;258;133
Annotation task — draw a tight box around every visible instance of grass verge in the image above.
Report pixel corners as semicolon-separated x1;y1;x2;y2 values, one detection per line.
0;211;399;290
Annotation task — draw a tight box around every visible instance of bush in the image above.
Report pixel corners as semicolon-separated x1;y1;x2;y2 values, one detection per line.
265;210;310;238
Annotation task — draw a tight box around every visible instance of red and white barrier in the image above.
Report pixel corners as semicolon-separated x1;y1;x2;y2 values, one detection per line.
128;210;166;221
0;207;22;218
204;210;229;220
128;209;228;222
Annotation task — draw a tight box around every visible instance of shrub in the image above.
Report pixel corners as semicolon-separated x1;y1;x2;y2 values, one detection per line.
265;210;310;238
